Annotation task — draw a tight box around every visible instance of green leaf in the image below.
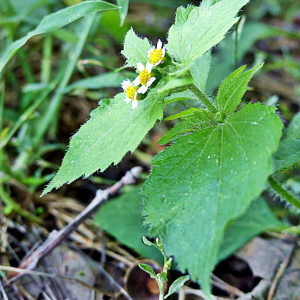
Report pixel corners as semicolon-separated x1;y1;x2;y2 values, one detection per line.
165;108;199;121
158;108;214;145
117;0;129;26
139;263;157;278
142;236;155;247
64;72;132;93
164;275;190;299
216;64;263;114
158;78;194;94
166;0;249;63
0;1;118;72
121;28;152;68
218;197;286;262
94;186;162;262
190;51;211;92
273;113;300;172
142;103;282;295
42;90;164;195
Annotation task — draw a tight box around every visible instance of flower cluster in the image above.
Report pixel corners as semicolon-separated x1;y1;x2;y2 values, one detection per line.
121;39;166;109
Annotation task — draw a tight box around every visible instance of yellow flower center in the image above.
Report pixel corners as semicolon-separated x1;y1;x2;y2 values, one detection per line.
139;69;152;86
149;49;164;65
125;85;138;100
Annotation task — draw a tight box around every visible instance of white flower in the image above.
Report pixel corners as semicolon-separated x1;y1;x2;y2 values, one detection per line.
147;39;166;66
121;79;139;109
133;62;156;94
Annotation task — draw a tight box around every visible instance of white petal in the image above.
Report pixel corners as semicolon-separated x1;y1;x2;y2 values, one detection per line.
137;62;144;72
146;62;153;73
132;76;141;86
162;47;165;57
138;85;148;94
132;99;138;109
124;96;131;104
133;91;138;100
146;77;156;87
157;39;162;50
121;79;130;90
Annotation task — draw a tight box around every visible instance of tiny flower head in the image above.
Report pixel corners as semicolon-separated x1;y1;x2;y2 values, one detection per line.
148;39;165;66
121;79;139;109
133;62;156;94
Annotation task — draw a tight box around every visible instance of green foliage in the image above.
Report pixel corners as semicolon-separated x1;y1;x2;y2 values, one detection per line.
218;197;286;261
164;275;190;299
94;186;162;262
117;0;129;26
42;91;164;195
166;0;249;63
216;64;263;114
139;263;157;278
190;51;211;92
273;112;300;172
142;103;282;294
64;72;131;93
140;237;190;299
0;1;118;72
121;28;152;68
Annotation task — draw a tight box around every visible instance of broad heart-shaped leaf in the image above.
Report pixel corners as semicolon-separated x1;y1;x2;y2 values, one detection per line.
218;197;286;262
0;1;118;72
216;64;263;114
121;28;152;68
273;112;300;172
142;103;282;295
42;91;164;195
166;0;249;64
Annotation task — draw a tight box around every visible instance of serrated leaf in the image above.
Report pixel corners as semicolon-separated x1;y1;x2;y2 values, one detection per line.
142;103;282;295
94;186;162;262
216;64;263;114
158;108;214;145
139;263;157;278
121;28;152;68
165;275;190;298
218;197;286;262
42;91;163;195
190;51;211;92
166;0;249;63
273;113;300;172
0;1;118;72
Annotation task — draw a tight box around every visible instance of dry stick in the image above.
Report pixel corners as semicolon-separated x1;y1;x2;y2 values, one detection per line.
267;244;295;300
211;274;244;297
6;167;142;280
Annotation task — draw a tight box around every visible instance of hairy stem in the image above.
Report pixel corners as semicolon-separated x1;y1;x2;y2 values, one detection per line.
268;176;300;210
189;84;218;114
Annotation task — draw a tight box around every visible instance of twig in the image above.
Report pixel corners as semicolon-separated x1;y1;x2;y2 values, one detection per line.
7;167;142;280
211;274;244;297
267;244;295;300
0;266;115;297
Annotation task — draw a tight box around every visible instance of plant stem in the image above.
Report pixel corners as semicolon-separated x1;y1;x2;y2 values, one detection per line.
0;184;42;224
268;176;300;210
189;84;218;114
